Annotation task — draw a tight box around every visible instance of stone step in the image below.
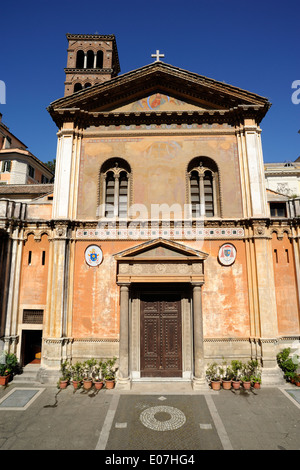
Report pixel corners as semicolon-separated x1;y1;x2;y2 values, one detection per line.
13;364;40;383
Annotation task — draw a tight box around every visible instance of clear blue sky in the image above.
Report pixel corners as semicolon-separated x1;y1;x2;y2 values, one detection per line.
1;0;299;164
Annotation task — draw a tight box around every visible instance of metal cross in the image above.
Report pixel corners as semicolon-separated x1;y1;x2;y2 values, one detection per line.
151;49;165;62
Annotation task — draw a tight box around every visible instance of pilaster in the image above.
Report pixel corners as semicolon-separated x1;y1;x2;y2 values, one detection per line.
192;283;206;389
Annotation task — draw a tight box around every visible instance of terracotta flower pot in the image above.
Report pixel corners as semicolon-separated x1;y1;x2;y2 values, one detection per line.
222;380;232;390
253;382;261;389
211;380;221;391
0;375;10;386
59;380;68;389
94;381;104;390
242;381;251;390
105;380;115;389
72;380;81;390
83;379;93;390
232;381;241;390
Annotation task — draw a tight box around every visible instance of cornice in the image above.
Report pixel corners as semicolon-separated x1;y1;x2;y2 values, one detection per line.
49;104;267;129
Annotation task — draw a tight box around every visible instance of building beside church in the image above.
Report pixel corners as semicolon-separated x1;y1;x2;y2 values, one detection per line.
0;113;53;186
0;33;300;388
265;159;300;198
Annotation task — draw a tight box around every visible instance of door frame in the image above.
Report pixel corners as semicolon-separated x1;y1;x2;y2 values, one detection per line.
130;283;192;381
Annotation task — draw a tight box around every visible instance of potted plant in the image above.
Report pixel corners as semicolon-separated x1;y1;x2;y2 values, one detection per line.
58;360;71;389
93;359;104;390
0;352;21;385
231;360;243;390
294;374;300;387
277;348;297;383
102;357;117;389
206;362;222;390
82;358;97;390
251;375;262;389
221;361;234;390
71;362;84;390
0;364;11;386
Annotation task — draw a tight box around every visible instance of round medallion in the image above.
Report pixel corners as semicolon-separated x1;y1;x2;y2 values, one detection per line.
139;405;186;431
218;243;236;266
85;245;103;267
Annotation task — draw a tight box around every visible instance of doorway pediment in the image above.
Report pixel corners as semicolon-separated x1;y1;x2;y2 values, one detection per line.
114;238;208;284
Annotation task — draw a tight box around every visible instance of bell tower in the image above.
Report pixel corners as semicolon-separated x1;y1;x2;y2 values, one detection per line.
64;33;121;96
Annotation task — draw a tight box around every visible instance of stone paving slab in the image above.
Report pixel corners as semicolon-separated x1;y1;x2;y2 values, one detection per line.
0;383;300;451
105;395;223;451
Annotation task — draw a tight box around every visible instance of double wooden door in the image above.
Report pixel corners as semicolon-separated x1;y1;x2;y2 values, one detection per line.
140;292;182;377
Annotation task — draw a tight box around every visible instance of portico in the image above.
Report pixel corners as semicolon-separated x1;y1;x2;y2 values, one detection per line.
114;238;208;389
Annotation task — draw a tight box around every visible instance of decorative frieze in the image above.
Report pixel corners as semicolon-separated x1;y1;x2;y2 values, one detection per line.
76;226;245;240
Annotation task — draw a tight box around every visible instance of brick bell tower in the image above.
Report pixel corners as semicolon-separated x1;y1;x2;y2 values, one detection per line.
64;33;121;96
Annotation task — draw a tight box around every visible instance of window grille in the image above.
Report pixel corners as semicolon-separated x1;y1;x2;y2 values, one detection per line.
23;309;43;324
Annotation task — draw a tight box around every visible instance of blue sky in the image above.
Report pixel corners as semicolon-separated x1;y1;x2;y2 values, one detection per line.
1;0;299;164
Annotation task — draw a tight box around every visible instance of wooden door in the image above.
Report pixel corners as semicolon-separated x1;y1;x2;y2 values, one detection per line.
140;292;182;377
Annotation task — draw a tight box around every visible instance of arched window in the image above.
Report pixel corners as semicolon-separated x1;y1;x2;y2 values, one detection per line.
99;159;131;218
96;50;103;68
86;50;94;68
74;83;83;93
84;83;91;88
76;50;84;68
187;157;220;217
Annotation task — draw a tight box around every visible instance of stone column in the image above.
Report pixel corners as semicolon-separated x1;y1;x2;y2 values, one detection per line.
117;283;131;389
212;174;218;216
4;225;23;354
199;175;205;217
192;283;205;389
114;174;119;218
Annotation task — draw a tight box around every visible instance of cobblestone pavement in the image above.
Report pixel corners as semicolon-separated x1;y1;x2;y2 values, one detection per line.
0;383;300;452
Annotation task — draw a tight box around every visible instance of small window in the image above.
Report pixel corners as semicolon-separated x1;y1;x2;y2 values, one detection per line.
28;251;32;265
286;249;289;263
96;50;103;68
4;136;11;149
270;203;287;217
41;175;49;184
76;50;84;68
23;309;43;324
74;83;83;93
28;165;35;178
2;160;11;172
86;50;94;68
42;251;46;266
274;249;278;263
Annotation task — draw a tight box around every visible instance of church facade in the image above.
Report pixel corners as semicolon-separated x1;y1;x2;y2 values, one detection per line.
1;33;300;388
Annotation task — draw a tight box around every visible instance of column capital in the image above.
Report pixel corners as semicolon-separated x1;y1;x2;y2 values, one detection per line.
118;283;130;289
191;282;203;288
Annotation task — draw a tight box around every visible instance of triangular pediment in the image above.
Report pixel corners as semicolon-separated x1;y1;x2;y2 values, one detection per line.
48;62;271;126
102;92;211;113
114;238;208;260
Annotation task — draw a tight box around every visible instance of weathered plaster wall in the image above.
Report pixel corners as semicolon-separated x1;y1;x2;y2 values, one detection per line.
72;240;137;338
76;131;243;220
272;232;300;335
19;233;49;307
71;238;250;340
190;239;250;337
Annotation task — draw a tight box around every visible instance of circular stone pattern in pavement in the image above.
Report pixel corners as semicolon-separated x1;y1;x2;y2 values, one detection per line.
140;405;186;431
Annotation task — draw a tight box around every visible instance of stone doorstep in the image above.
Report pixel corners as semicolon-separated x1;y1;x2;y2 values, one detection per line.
261;367;286;386
13;364;40;384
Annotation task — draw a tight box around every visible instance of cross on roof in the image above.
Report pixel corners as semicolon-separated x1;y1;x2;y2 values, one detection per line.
151;49;165;62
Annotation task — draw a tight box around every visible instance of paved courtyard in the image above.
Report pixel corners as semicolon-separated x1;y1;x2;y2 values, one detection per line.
0;383;300;452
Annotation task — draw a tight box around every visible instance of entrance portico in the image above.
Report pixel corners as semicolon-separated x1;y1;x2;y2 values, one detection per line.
114;238;208;389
